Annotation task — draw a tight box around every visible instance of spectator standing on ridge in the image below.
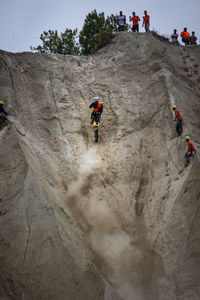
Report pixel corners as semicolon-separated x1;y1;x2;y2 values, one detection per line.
171;29;179;44
184;136;196;166
142;10;150;32
117;11;126;31
129;11;140;32
181;28;190;45
172;105;183;136
190;31;197;45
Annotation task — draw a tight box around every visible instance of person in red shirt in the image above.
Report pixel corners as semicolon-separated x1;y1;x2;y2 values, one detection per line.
180;27;190;45
142;10;150;32
129;11;140;32
185;136;196;165
172;105;183;136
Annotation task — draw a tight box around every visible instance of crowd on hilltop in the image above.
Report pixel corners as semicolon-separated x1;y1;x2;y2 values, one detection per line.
117;10;150;33
171;28;197;45
117;11;198;45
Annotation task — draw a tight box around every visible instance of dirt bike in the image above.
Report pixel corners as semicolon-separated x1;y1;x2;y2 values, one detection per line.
92;112;101;143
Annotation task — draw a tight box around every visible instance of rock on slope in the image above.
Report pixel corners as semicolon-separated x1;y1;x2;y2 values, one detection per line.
0;32;200;300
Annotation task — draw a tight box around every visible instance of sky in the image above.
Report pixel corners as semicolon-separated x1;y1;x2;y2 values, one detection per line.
0;0;200;52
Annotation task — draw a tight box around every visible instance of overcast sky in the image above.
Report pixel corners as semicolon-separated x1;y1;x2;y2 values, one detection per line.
0;0;200;53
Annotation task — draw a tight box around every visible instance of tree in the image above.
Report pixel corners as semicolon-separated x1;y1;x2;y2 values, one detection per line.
79;10;119;55
30;28;79;55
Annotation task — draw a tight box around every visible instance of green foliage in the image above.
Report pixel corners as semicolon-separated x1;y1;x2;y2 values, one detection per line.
79;10;118;55
31;10;130;56
30;28;80;55
124;24;131;32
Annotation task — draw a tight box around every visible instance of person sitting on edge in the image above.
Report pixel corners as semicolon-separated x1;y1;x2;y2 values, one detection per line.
184;136;196;166
129;11;140;32
142;10;150;32
117;11;126;32
171;29;179;44
172;105;183;136
0;100;8;122
89;97;103;125
180;27;190;45
190;31;197;45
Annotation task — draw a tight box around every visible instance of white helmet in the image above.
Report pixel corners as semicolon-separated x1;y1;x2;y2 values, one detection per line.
94;97;99;101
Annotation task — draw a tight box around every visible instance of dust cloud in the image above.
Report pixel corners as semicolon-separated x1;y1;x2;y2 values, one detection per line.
66;146;148;300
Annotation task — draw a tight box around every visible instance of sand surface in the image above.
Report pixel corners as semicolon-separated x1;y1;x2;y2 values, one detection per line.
0;32;200;300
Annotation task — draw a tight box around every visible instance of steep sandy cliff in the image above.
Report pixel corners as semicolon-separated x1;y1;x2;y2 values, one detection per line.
0;32;200;300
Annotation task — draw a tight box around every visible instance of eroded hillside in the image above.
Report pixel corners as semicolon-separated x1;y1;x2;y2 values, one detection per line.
0;32;200;300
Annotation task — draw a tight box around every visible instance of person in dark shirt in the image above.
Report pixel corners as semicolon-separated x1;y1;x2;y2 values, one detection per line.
0;101;8;122
190;31;197;45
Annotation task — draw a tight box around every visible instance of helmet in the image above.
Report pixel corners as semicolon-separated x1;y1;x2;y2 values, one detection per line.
94;97;99;101
0;101;4;105
185;136;190;141
172;105;176;109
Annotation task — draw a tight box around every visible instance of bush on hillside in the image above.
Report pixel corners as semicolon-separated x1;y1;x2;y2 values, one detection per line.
30;10;129;56
79;10;119;55
30;28;80;55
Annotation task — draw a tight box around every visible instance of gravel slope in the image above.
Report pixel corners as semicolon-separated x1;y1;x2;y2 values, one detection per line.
0;32;200;300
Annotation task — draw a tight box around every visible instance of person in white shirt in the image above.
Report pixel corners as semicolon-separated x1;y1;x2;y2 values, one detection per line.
171;29;179;44
117;11;126;31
